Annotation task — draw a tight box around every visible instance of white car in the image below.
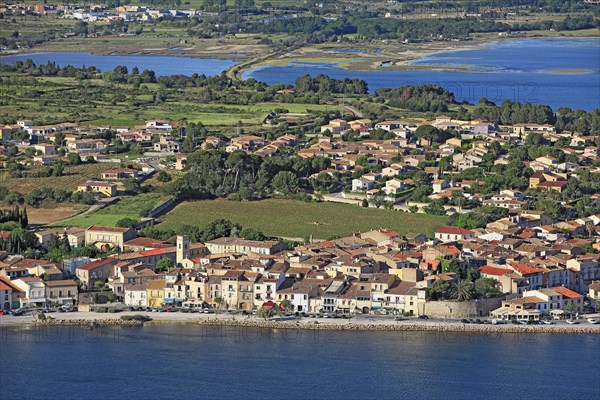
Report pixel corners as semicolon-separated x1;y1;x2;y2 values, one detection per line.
541;319;555;325
566;319;580;324
587;318;598;324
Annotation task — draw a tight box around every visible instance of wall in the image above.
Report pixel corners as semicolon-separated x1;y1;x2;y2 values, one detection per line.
423;297;503;318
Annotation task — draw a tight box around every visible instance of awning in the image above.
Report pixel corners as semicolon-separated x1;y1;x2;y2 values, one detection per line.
262;301;277;308
550;309;564;315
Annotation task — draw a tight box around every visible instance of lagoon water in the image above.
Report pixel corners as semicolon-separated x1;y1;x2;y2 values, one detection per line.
0;52;237;77
1;38;599;110
245;38;600;111
0;324;598;399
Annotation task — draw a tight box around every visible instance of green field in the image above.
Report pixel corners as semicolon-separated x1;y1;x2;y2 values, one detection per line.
55;192;169;228
158;198;447;239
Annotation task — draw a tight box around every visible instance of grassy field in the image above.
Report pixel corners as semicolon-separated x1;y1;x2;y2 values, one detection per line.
158;198;447;239
0;163;111;194
54;192;170;228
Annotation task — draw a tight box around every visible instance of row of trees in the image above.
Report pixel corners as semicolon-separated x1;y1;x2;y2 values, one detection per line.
141;218;269;245
0;204;28;228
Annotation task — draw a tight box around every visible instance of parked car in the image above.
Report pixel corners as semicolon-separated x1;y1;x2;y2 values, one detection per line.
461;318;470;323
586;318;598;324
418;315;429;319
541;319;555;325
566;319;579;324
517;320;529;325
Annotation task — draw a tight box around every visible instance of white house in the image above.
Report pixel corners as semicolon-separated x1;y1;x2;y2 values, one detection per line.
12;277;46;307
124;284;148;307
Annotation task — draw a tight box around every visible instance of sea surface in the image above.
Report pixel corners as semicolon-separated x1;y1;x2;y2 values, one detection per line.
0;324;598;400
0;52;237;77
244;38;600;111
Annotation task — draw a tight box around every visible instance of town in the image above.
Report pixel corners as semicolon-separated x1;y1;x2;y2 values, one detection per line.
1;110;599;325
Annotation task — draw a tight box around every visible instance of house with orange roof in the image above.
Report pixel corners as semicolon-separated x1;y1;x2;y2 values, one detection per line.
76;257;119;288
0;276;25;310
434;226;474;243
552;286;584;314
85;225;136;251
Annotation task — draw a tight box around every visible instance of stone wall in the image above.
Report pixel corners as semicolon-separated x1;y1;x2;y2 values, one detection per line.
423;298;503;318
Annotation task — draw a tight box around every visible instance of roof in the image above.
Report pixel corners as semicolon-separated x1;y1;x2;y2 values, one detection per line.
87;226;132;233
509;262;543;275
146;280;166;290
44;279;77;287
479;266;512;277
552;286;583;299
0;277;24;292
78;257;118;271
435;226;474;235
138;248;175;257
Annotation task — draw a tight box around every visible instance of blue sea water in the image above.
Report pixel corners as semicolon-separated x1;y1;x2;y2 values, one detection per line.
244;38;600;111
0;324;598;400
0;52;237;77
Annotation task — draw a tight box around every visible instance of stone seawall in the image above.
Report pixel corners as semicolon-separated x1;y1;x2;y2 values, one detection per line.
35;319;144;327
195;319;600;334
14;317;599;334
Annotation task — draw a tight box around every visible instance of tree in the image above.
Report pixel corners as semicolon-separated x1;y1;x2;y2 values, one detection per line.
279;299;292;311
156;257;174;271
68;153;82;165
429;279;451;300
255;306;276;320
240;227;266;241
453;281;474;301
272;171;298;196
371;193;386;208
116;218;137;228
214;296;225;309
474;277;500;298
156;170;171;182
564;302;576;316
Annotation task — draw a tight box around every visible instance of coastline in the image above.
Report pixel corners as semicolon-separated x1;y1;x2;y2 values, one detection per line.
3;36;597;80
244;36;600;76
3;312;599;334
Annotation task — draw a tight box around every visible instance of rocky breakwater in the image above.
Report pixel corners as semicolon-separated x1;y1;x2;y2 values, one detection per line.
197;318;600;334
35;317;144;327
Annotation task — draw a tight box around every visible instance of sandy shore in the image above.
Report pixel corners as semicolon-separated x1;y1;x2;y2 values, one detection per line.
2;312;599;334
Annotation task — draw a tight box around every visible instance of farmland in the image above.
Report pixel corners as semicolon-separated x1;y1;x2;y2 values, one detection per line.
54;192;170;228
0;163;110;194
158;198;448;239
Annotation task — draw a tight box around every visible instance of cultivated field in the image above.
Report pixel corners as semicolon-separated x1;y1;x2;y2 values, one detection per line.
0;163;110;194
55;192;170;228
158;198;448;239
1;204;87;225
